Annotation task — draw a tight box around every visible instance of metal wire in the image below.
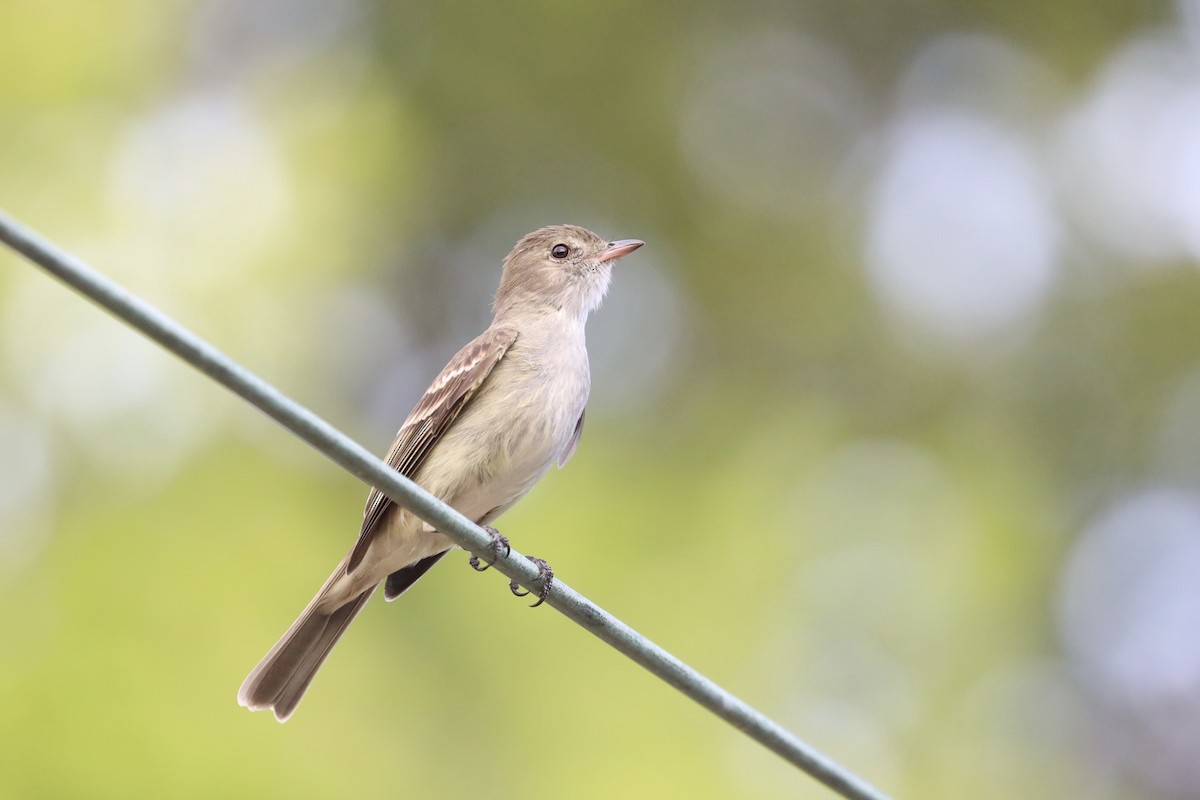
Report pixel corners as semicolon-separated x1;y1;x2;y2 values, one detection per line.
0;210;892;800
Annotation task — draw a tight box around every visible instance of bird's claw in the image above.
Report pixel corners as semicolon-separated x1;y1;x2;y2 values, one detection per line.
510;556;554;608
469;526;511;572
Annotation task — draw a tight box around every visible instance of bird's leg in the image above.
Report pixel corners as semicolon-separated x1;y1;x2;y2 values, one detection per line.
510;556;554;607
469;526;510;572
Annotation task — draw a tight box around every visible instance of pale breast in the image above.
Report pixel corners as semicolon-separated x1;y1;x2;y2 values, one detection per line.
415;314;588;509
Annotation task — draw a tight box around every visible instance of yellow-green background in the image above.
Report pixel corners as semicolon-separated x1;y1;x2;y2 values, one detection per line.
3;1;1200;798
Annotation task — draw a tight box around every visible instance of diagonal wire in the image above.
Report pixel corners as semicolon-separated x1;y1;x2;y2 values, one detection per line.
0;210;891;800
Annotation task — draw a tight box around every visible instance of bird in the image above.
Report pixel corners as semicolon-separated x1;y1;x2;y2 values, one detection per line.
238;224;643;722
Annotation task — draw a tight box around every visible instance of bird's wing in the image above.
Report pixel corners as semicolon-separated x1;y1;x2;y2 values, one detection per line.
348;325;519;572
557;408;585;468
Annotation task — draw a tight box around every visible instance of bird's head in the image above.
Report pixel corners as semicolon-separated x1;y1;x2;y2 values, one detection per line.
494;224;643;320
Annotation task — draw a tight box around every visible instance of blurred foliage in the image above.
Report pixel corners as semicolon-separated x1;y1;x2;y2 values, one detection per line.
3;0;1200;798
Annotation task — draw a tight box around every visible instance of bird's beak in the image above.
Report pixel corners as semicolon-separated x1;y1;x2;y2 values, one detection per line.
596;239;644;264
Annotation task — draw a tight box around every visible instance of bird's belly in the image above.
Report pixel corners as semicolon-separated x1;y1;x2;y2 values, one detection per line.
357;364;585;586
439;400;572;517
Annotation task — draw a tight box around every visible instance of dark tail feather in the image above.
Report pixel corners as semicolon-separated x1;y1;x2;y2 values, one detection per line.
238;566;375;722
384;550;448;601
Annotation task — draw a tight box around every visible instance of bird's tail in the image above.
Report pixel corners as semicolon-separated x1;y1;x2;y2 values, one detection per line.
238;560;374;722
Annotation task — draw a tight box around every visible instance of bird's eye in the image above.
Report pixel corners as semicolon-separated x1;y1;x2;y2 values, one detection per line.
551;244;570;259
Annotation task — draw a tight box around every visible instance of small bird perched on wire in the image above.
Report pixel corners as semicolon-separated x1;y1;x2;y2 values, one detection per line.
238;224;643;722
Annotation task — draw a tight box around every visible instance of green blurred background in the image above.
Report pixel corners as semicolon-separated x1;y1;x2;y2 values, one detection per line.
4;1;1200;797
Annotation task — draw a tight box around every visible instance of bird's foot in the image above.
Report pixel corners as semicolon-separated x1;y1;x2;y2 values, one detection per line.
510;556;554;608
469;526;510;572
